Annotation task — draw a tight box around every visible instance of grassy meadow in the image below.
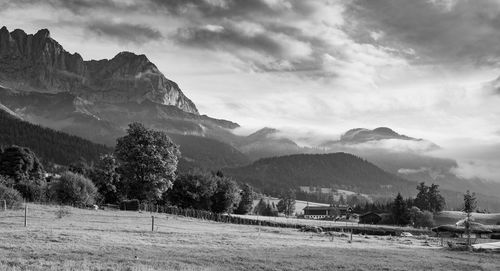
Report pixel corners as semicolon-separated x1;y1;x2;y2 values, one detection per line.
0;204;499;271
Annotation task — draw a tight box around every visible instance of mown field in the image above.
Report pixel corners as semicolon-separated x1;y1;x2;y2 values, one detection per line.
0;204;499;271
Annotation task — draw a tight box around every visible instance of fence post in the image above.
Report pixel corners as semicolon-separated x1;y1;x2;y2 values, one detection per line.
3;200;5;211
24;203;27;227
151;216;155;232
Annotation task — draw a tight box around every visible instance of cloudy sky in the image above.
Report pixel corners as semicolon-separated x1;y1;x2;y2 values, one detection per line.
2;0;500;180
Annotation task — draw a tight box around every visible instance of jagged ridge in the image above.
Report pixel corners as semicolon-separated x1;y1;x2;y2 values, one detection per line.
0;26;198;114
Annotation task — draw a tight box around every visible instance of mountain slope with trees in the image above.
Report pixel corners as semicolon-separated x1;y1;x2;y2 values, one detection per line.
0;108;111;166
224;153;415;196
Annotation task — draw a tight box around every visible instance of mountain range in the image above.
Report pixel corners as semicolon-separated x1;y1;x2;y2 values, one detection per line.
1;27;500;211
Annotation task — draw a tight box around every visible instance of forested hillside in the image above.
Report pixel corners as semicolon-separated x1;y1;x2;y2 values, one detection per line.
0;109;112;166
224;153;415;196
169;133;250;172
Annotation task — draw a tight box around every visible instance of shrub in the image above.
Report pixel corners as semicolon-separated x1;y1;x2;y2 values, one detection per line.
14;180;47;202
55;206;71;219
119;199;140;211
50;171;97;207
410;207;435;228
0;184;23;209
415;210;435;228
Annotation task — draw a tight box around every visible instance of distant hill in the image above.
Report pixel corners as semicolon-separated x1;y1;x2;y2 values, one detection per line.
320;127;439;150
224;152;414;196
0;108;112;166
224;152;500;211
167;134;250;172
235;127;300;160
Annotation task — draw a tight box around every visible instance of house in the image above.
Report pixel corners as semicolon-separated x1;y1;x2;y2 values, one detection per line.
303;205;353;220
359;212;382;224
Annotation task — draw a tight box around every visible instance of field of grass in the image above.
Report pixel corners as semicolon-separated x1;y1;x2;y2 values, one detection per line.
1;204;499;271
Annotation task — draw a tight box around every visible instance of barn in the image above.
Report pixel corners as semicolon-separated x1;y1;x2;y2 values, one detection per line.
359;212;382;224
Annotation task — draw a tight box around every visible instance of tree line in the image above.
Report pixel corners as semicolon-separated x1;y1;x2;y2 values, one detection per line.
0;109;111;167
0;122;255;214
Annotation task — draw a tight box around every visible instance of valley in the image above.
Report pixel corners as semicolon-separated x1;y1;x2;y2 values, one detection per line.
1;26;500;211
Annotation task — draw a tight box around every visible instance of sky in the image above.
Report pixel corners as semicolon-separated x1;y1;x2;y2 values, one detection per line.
1;0;500;181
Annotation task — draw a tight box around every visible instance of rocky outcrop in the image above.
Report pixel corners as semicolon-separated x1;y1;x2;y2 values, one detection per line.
0;27;198;114
340;127;415;143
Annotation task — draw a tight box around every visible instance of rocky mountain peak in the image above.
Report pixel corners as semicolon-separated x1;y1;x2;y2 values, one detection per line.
340;127;414;143
372;127;398;136
0;26;198;114
35;28;50;39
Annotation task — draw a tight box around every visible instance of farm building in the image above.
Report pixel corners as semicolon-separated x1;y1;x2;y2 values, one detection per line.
303;205;352;220
359;212;382;224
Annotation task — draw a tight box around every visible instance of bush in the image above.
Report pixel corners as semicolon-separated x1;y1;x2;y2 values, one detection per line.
415;210;435;228
14;180;47;202
410;207;435;228
55;206;71;219
50;171;97;207
119;199;140;211
0;184;23;209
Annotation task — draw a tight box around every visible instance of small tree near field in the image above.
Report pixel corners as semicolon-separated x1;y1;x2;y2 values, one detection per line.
463;190;477;249
277;189;296;216
235;183;254;215
210;175;240;214
51;171;97;207
0;183;23;209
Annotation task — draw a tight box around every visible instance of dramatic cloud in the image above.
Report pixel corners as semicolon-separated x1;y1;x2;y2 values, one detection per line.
86;21;163;44
346;0;500;66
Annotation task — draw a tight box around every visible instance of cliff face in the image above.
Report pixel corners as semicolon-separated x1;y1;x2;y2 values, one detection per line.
0;27;198;114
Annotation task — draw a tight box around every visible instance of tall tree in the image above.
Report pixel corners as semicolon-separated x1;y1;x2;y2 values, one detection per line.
414;182;429;211
115;123;179;202
0;146;45;201
254;198;268;215
277;189;296;216
90;154;121;204
168;171;217;210
414;182;445;213
428;184;445;213
463;190;477;249
392;193;409;226
210;175;240;214
0;146;43;182
235;183;254;214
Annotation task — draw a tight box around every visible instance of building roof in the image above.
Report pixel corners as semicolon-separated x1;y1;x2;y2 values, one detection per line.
303;205;352;211
359;212;381;218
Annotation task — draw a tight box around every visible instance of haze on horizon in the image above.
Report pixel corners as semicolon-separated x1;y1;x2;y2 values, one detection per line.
1;0;500;182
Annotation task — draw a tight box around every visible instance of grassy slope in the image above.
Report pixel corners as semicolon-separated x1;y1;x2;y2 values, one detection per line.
1;205;499;271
